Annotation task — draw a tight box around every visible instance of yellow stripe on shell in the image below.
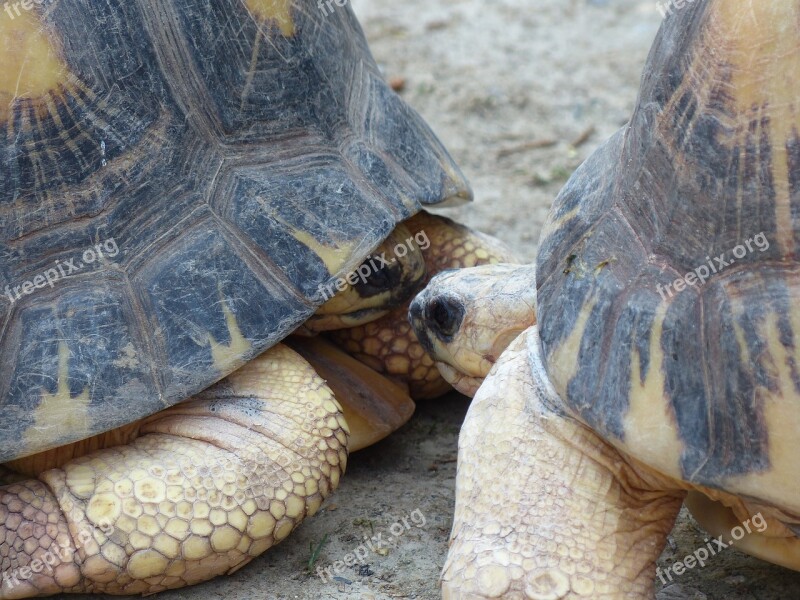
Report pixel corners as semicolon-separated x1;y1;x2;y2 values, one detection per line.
23;340;92;457
244;0;296;37
546;296;596;402
207;299;253;373
622;301;684;480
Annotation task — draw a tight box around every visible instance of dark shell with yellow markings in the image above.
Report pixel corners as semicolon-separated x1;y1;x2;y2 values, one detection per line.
0;0;470;461
537;1;800;508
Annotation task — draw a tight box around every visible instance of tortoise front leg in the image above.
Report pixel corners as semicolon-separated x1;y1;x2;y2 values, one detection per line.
442;327;685;599
0;345;348;598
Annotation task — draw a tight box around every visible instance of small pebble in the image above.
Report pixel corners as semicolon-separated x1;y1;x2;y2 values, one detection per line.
389;76;407;92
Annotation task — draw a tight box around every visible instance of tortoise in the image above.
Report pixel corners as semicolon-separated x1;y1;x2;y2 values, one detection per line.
411;2;800;597
0;0;481;596
329;211;519;399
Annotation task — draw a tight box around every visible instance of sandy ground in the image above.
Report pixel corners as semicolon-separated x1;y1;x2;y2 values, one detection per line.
57;1;800;599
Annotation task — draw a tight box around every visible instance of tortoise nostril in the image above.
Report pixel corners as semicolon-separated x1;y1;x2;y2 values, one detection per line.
426;296;464;340
408;298;435;354
409;298;424;323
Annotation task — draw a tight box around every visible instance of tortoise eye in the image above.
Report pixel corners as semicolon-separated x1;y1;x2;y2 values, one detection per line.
364;263;390;289
353;260;397;297
426;296;464;340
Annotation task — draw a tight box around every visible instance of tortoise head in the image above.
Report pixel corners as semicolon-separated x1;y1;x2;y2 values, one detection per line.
301;223;428;333
409;263;537;396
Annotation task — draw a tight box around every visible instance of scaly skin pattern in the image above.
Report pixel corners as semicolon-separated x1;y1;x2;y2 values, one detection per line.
0;345;348;598
442;328;685;599
330;211;518;399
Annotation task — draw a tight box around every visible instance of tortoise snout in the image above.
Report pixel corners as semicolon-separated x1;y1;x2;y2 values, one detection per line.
409;288;466;355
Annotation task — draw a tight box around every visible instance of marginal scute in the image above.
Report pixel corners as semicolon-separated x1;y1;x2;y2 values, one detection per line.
726;306;800;513
545;296;595;403
622;301;683;480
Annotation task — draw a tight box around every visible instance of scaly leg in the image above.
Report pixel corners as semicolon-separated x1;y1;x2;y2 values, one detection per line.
0;344;348;598
442;327;685;599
